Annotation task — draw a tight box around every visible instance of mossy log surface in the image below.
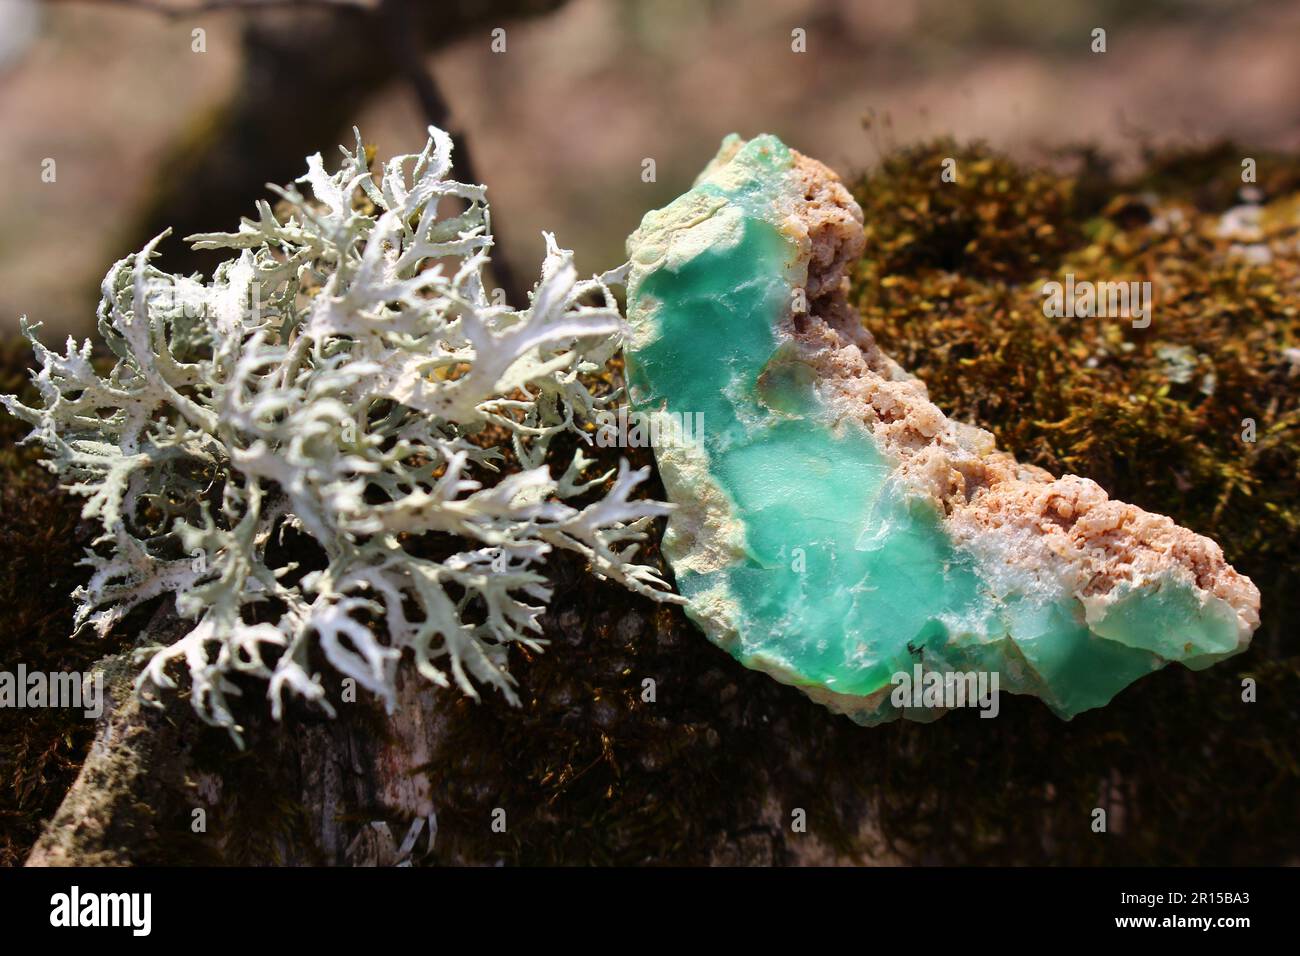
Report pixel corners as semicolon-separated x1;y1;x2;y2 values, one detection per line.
4;141;1298;866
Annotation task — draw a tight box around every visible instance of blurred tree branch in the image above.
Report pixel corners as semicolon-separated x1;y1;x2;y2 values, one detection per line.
47;0;566;306
48;0;373;17
377;0;524;305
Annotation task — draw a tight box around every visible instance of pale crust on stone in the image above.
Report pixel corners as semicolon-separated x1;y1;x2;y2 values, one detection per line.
777;149;1261;643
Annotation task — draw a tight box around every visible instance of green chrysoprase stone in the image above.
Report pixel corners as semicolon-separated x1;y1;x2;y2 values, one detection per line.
623;134;1259;724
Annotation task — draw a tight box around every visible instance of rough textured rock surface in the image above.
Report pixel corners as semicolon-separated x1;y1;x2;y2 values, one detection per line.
623;133;1259;726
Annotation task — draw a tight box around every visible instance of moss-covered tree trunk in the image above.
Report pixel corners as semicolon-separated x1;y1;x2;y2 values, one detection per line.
14;140;1300;868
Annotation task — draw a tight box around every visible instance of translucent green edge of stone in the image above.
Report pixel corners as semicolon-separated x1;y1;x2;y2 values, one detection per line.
625;135;1243;724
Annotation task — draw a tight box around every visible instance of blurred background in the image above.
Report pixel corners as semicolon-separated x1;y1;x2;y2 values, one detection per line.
1;0;1298;340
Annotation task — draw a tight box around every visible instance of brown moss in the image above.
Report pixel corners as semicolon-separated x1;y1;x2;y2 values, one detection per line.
841;138;1300;862
850;139;1300;642
856;137;1083;281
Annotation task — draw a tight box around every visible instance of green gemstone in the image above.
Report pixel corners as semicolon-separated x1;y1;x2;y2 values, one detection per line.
624;134;1259;724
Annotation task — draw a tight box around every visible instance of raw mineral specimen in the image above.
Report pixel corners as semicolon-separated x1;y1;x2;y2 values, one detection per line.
623;134;1261;724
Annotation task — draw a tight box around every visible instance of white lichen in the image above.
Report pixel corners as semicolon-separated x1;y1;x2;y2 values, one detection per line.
3;125;681;744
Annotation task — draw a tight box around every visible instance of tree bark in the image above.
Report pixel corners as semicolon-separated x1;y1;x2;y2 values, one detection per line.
26;555;896;866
